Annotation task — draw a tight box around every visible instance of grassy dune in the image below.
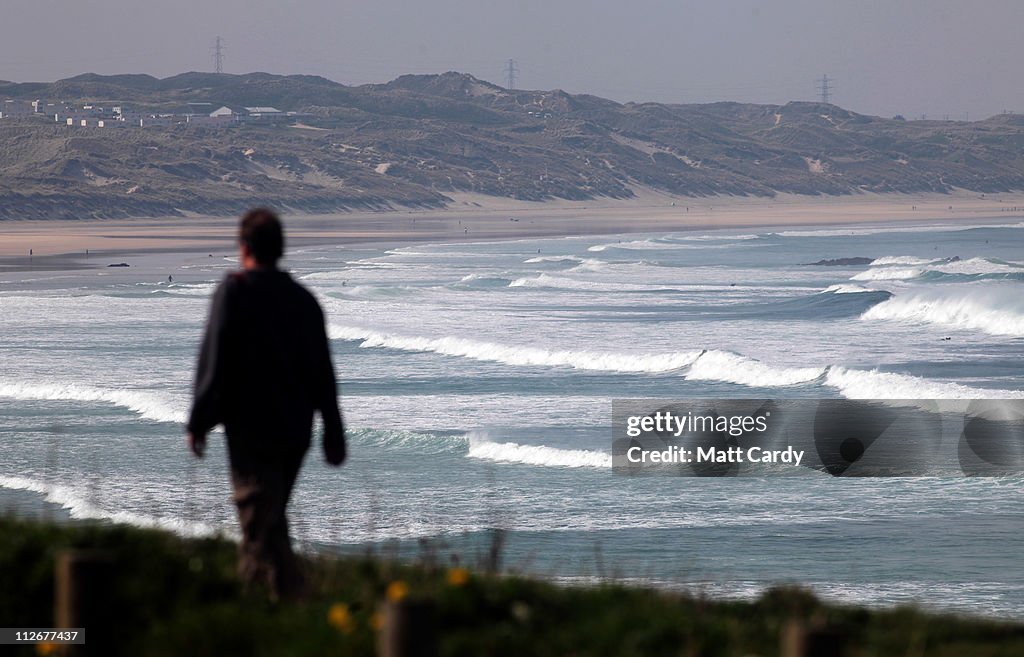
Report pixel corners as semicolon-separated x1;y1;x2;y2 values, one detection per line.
2;516;1023;656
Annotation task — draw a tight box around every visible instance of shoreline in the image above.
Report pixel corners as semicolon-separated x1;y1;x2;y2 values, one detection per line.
2;189;1024;271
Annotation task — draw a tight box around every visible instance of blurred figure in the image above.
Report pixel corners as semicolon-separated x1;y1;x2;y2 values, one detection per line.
186;208;346;601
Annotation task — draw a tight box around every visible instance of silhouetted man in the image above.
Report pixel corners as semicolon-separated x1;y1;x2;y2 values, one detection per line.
187;208;346;600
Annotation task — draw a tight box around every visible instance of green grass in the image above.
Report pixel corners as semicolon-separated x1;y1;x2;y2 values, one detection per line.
2;515;1023;656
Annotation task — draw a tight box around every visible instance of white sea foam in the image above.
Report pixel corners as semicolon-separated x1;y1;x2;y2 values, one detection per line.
931;257;1024;275
508;273;653;291
851;267;925;281
523;255;586;264
0;475;223;538
685;350;824;387
586;238;750;252
854;257;1024;281
466;434;611;468
862;288;1024;336
0;382;185;424
458;273;490;282
566;259;613;272
675;233;761;241
329;325;1005;400
870;256;938;266
329;326;702;373
587;239;676;252
825;367;1024;399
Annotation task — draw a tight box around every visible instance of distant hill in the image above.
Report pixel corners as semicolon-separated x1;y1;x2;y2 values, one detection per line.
2;71;1023;219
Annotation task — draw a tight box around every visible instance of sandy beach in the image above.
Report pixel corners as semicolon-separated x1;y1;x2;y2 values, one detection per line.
2;188;1024;270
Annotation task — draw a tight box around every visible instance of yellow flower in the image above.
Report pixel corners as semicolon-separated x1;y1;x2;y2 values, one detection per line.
386;580;409;602
446;566;470;587
327;602;354;634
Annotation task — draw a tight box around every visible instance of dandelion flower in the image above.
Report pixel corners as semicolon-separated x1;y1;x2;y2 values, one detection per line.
447;567;470;587
328;602;354;634
386;580;409;602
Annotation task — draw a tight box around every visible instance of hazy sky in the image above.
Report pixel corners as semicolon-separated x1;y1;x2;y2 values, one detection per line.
2;0;1022;120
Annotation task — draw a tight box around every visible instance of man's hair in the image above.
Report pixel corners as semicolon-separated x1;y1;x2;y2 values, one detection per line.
239;208;285;265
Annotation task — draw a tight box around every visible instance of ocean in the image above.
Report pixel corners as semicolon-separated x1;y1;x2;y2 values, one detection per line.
2;218;1023;618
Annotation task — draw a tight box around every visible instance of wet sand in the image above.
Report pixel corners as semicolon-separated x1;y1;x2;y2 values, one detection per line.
2;189;1023;271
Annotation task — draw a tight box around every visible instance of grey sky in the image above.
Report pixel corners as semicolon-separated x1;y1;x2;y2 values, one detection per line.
2;0;1022;120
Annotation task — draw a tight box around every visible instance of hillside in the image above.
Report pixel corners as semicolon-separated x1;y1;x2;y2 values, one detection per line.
2;71;1024;219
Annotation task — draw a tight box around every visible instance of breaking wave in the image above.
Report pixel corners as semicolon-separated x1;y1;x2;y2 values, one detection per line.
329;326;703;373
870;256;938;266
329;327;1021;399
853;258;1024;282
851;267;926;281
466;434;611;469
0;475;222;538
452;273;515;288
824;367;1024;399
351;427;612;469
523;255;588;265
507;273;660;291
587;238;733;252
686;351;825;387
351;428;466;454
0;382;185;424
861;288;1024;337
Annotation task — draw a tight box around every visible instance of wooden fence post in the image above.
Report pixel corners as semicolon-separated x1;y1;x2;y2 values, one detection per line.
55;550;114;656
377;599;438;657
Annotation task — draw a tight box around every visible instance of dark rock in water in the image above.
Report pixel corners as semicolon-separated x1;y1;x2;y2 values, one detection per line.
804;257;874;266
938;256;961;263
107;263;130;267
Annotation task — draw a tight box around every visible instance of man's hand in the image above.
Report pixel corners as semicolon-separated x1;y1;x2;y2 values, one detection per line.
324;435;346;467
187;431;207;458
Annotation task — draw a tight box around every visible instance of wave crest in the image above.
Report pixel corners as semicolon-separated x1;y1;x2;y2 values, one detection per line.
854;257;1024;281
825;367;1024;399
329;326;703;373
0;475;221;538
0;382;185;424
686;351;824;387
870;256;937;266
466;434;611;468
861;288;1024;336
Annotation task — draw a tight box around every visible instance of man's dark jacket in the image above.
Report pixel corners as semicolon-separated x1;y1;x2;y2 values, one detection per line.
187;269;344;460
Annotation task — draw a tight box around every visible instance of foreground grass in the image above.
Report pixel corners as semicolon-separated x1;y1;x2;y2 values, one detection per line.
2;516;1023;657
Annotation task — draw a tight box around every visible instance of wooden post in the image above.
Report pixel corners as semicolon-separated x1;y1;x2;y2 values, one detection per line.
805;627;845;657
781;619;846;657
377;599;438;657
55;550;114;656
781;619;805;657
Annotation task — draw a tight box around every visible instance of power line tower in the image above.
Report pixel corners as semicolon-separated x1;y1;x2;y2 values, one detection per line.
817;74;832;104
213;36;225;74
504;59;518;90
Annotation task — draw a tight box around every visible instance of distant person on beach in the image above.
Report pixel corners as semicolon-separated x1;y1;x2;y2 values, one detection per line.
186;208;346;601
